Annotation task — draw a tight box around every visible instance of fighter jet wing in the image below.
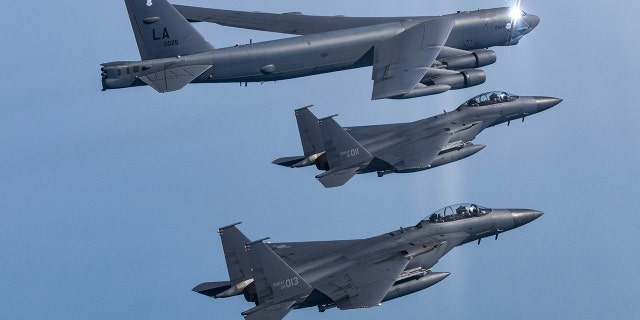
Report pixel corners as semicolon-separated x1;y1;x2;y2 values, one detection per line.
174;5;417;35
314;257;411;309
269;240;361;270
371;19;454;100
374;128;453;171
344;123;407;141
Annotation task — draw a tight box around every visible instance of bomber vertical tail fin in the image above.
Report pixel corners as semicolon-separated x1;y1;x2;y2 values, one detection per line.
315;115;373;187
124;0;213;60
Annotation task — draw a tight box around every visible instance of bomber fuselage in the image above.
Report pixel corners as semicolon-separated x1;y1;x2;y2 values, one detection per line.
101;7;538;91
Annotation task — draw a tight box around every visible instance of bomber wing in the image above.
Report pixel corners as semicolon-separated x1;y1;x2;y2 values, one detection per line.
371;19;454;100
174;5;425;35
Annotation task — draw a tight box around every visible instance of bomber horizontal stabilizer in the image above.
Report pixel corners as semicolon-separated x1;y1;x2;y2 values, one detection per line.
138;65;211;92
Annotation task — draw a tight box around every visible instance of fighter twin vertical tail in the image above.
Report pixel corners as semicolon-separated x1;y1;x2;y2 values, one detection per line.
315;115;373;187
192;222;254;299
273;106;326;168
124;0;213;60
241;239;312;320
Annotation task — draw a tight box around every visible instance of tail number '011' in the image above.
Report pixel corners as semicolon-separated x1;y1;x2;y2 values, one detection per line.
273;277;299;290
341;148;360;158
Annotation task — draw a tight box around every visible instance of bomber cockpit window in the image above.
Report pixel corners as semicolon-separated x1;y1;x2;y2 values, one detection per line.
425;203;492;223
459;91;519;108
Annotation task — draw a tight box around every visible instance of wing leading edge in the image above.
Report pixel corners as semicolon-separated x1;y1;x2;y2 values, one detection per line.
174;5;425;35
372;19;454;100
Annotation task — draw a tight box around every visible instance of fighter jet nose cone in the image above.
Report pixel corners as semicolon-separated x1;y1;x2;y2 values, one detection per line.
534;96;563;112
511;209;544;228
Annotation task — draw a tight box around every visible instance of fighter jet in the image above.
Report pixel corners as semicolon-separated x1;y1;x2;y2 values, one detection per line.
194;204;542;320
101;1;539;99
273;92;562;187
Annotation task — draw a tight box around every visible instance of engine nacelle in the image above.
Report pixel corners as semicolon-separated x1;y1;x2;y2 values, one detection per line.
391;69;486;99
315;153;329;171
442;50;496;70
431;69;486;90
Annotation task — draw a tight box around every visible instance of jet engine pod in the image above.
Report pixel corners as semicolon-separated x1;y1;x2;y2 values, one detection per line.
443;49;496;69
431;69;486;90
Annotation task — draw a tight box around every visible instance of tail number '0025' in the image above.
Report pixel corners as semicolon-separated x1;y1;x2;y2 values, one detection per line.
341;148;360;158
273;277;299;290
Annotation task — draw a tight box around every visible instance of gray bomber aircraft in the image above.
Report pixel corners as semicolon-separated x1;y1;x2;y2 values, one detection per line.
101;0;539;99
274;92;562;187
194;204;543;320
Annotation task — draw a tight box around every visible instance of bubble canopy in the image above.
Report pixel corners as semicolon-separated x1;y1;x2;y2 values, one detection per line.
459;91;519;108
425;203;492;223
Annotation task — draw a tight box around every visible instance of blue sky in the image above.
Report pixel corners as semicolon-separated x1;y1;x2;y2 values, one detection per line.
1;0;639;319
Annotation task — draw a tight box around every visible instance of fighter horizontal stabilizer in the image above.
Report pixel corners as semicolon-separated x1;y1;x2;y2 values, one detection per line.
315;167;359;188
246;240;312;306
242;301;296;320
192;281;232;298
138;65;211;92
272;156;307;168
371;19;454;100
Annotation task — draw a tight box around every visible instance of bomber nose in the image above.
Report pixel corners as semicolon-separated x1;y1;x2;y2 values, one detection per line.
534;96;563;112
511;209;544;228
525;15;540;32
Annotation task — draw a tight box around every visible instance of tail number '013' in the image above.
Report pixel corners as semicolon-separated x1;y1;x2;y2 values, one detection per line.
341;148;360;158
273;277;299;290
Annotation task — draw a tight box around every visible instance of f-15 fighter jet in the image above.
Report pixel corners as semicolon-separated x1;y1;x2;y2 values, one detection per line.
101;1;538;99
274;92;562;187
194;204;542;320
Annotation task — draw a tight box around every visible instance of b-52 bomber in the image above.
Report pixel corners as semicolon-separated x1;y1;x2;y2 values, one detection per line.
274;92;562;187
101;0;539;99
194;204;543;320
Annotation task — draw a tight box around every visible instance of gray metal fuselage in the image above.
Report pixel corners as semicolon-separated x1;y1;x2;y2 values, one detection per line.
347;95;557;175
269;207;542;310
103;8;527;89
